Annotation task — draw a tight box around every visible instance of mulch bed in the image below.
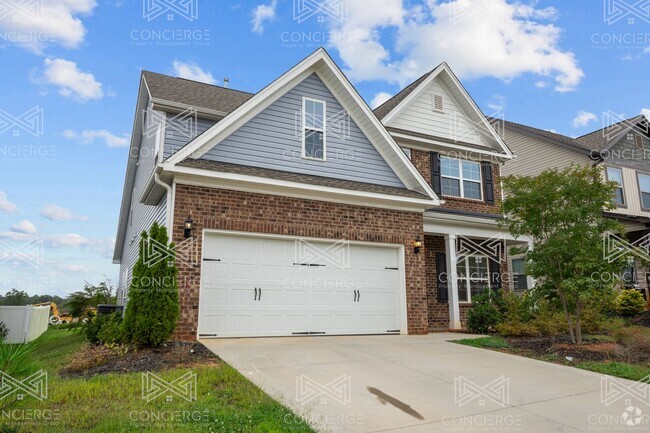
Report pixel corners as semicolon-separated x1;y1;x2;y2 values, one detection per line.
60;341;220;378
504;336;629;363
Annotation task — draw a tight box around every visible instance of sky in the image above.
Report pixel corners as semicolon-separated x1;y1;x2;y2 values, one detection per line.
0;0;648;297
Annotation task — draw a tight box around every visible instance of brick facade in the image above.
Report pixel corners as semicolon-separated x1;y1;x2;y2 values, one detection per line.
410;149;502;214
171;183;427;340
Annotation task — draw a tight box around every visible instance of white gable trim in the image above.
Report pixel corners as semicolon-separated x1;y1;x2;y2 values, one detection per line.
381;63;513;159
165;48;438;201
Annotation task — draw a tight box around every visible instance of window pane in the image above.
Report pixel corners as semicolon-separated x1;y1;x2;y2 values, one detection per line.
639;174;650;193
304;130;324;159
456;260;467;278
463;181;482;200
607;167;623;185
458;280;468;302
462;161;481;181
614;188;625;206
470;280;489;299
513;274;528;291
442;178;461;197
305;100;324;130
441;157;460;177
511;258;526;274
468;256;488;279
642;192;650;209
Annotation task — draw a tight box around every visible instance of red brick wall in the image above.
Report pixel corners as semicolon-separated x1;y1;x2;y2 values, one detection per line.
171;184;427;340
410;149;502;214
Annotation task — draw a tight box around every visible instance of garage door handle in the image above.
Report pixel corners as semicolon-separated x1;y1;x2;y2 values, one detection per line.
357;290;360;302
258;287;262;300
254;287;258;301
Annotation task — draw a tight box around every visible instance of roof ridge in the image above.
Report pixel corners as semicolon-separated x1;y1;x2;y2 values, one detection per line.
142;70;255;96
576;114;644;140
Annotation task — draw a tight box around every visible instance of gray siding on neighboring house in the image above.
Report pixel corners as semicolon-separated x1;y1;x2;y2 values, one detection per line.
501;129;591;177
601;133;650;172
163;115;216;160
117;115;167;305
201;73;405;188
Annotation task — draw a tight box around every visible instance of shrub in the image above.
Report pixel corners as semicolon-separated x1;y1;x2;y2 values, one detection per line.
615;290;646;317
0;425;20;433
96;313;125;345
467;292;502;334
0;342;37;377
0;321;8;341
123;223;179;347
495;320;541;337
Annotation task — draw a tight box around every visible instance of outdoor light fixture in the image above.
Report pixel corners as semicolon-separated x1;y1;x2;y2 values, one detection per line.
184;216;194;238
414;236;422;254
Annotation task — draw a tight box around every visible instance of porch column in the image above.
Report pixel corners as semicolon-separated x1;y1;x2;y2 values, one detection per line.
445;233;462;330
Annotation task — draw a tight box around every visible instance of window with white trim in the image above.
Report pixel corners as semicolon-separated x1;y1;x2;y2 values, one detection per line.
302;98;326;160
402;147;412;160
456;256;490;302
511;258;530;291
441;156;482;200
638;173;650;209
606;167;625;206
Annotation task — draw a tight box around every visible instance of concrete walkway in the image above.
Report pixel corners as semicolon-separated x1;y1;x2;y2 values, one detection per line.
201;334;649;433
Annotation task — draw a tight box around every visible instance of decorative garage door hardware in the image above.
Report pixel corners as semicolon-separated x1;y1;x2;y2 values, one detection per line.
293;263;327;267
385;267;399;270
292;331;326;335
202;258;221;262
353;290;361;302
254;287;262;301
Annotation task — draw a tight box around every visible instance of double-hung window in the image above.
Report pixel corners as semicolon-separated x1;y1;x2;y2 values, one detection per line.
638;173;650;210
456;256;490;302
511;258;530;291
302;98;326;160
606;167;625;206
441;156;482;200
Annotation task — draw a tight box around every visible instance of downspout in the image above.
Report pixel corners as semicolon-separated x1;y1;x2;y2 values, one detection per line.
154;171;174;232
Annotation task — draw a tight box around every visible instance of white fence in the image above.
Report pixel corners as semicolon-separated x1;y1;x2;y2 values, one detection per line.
0;305;50;344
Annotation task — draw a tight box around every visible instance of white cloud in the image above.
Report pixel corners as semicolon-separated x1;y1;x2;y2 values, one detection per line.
251;0;278;34
487;94;506;112
572;111;598;128
59;264;90;273
328;0;583;92
0;192;18;214
63;129;129;148
641;108;650;119
370;92;393;109
10;220;37;235
40;204;88;221
645;47;650;54
47;234;114;258
0;0;97;54
41;58;103;101
172;60;217;85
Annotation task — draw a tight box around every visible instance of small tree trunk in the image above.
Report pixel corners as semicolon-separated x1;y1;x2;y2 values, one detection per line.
574;298;583;345
558;290;576;344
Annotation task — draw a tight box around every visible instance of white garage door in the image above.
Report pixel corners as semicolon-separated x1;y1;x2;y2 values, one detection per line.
198;232;403;338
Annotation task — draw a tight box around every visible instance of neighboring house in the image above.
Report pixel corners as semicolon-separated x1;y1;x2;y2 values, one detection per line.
113;49;526;340
500;117;650;302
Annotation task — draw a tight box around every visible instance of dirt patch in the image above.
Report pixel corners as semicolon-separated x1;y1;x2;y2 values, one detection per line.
505;336;628;363
60;341;220;378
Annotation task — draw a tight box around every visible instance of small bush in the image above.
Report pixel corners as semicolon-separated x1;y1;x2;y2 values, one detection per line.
466;292;503;334
0;321;8;341
495;320;541;337
615;290;646;317
96;313;125;345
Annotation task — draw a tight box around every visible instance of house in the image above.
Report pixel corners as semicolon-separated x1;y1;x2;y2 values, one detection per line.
113;48;526;340
500;117;650;302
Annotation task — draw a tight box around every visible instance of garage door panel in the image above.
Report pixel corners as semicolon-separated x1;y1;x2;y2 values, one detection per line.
199;233;402;338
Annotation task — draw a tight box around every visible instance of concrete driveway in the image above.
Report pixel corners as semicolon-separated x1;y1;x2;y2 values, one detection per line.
201;334;649;433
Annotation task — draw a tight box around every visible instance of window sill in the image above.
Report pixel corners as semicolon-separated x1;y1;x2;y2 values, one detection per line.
442;195;487;204
302;156;327;162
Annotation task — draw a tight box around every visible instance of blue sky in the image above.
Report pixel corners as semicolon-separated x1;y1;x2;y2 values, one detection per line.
0;0;648;297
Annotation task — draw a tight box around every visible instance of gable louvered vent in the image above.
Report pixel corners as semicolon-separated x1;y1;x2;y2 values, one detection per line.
433;94;444;112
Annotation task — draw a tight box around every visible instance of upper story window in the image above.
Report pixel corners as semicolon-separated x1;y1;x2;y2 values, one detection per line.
440;156;482;200
606;167;625;206
302;98;326;160
638;173;650;209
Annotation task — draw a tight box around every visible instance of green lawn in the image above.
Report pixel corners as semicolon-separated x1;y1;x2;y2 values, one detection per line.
1;329;314;433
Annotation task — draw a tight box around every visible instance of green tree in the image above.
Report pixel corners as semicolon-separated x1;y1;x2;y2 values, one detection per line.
122;222;179;347
0;289;29;306
65;280;115;317
501;165;631;344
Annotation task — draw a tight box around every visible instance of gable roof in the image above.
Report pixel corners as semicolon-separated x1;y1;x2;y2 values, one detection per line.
499;119;593;154
372;63;513;158
576;115;648;152
164;48;438;202
142;71;254;115
373;70;434;121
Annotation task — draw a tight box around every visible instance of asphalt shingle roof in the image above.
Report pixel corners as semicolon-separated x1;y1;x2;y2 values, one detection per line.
497;119;592;153
373;71;434;120
576;115;646;151
178;159;430;200
142;71;254;114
